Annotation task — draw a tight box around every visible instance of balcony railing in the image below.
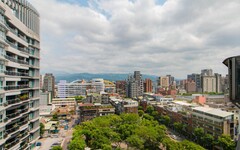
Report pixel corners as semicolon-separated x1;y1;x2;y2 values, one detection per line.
18;47;29;54
20;143;28;150
4;71;29;77
4;85;29;91
5;125;20;135
5;40;18;49
6;111;20;119
4;55;28;65
6;98;21;105
18;120;28;127
19;108;29;114
5;139;19;149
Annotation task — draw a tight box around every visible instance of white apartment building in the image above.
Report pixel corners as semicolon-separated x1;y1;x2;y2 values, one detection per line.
0;0;40;150
58;79;105;98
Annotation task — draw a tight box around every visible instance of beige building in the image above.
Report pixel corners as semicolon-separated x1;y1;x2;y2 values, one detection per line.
52;98;76;108
192;107;234;138
202;76;216;93
158;76;169;88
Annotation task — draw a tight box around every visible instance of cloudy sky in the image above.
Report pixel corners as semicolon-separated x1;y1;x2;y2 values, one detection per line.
28;0;240;78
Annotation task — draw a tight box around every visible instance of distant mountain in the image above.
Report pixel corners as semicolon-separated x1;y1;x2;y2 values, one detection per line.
55;73;158;83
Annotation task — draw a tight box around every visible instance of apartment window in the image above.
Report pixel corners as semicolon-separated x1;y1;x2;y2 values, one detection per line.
0;131;2;140
0;98;2;106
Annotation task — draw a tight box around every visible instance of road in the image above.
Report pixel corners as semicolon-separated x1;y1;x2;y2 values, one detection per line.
39;137;63;150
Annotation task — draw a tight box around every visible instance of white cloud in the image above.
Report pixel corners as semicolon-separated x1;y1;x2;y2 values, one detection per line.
28;0;240;78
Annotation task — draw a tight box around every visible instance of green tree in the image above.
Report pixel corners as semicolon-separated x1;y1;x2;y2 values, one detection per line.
181;140;205;150
173;122;183;133
202;134;214;149
217;134;235;150
40;123;45;137
51;146;62;150
68;138;86;150
160;115;170;126
74;95;85;102
146;105;154;114
193;127;204;144
138;110;144;117
52;113;58;121
126;135;144;150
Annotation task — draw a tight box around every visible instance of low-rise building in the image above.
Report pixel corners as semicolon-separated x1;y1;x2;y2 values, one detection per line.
192;107;234;138
51;98;76;108
110;98;138;114
79;103;115;122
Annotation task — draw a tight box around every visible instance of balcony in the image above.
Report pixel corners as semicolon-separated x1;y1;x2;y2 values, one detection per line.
4;85;29;91
4;55;28;65
6;111;20;120
18;47;29;54
20;142;28;149
5;139;20;149
6;98;21;105
19;107;29;114
5;40;17;49
4;71;29;77
18;131;28;139
5;124;20;135
18;119;28;127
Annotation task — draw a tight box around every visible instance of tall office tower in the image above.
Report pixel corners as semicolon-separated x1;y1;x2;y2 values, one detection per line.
144;78;152;93
215;73;222;93
201;69;213;76
166;75;174;85
223;56;240;101
43;73;55;99
0;0;40;149
187;73;202;92
126;71;143;98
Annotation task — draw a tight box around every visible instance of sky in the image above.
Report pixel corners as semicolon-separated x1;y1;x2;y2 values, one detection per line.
28;0;240;78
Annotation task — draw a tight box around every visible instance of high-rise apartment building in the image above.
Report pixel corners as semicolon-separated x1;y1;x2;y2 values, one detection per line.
43;73;55;99
187;73;202;92
215;73;222;93
223;56;240;101
185;80;196;93
144;78;152;93
158;76;169;88
0;0;40;149
202;76;216;93
115;80;126;97
201;69;213;76
126;71;143;98
166;75;174;85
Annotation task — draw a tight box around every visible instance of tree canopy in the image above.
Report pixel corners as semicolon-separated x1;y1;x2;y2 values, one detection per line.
69;113;204;150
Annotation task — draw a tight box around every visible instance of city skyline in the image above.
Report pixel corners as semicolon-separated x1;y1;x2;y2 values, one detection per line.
29;0;240;78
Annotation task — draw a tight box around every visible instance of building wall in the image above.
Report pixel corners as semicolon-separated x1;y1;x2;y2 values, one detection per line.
144;78;152;93
0;0;40;149
202;76;216;93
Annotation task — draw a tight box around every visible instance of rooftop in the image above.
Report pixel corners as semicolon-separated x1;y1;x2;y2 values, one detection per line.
193;107;234;118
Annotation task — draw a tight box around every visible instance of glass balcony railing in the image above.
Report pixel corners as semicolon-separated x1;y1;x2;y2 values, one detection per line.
18;47;29;54
4;55;29;65
5;139;20;149
5;40;17;49
6;111;20;119
5;125;20;135
4;85;29;91
6;98;21;105
4;71;29;77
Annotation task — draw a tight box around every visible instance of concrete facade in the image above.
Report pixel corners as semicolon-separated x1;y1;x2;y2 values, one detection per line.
0;0;40;149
